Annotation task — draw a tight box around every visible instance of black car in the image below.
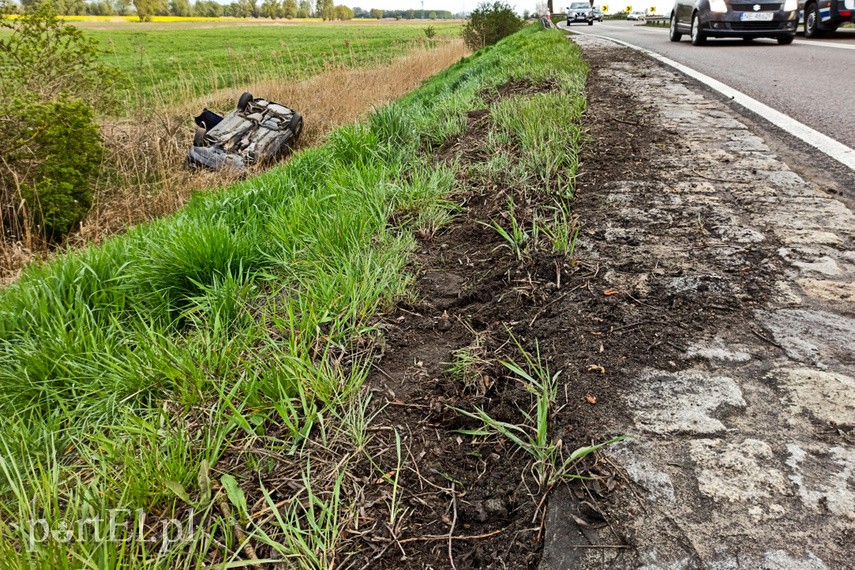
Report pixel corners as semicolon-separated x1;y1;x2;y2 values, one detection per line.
188;92;303;171
669;0;799;44
567;2;595;24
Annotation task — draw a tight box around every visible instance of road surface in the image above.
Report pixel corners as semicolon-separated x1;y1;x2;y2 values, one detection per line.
540;34;855;569
562;20;855;151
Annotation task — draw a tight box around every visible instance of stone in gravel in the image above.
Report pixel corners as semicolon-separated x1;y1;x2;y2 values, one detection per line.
773;367;855;425
759;308;855;368
689;438;791;504
629;369;746;435
786;443;855;519
686;339;752;363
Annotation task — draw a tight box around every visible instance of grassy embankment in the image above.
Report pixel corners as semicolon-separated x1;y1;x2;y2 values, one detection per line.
0;24;587;568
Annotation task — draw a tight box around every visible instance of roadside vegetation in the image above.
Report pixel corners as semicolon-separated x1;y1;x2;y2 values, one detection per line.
0;21;593;567
0;10;465;279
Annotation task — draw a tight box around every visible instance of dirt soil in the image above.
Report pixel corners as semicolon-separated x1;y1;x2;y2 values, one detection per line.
348;35;855;570
347;49;694;570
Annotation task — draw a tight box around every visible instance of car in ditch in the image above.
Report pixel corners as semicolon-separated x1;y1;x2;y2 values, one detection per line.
669;0;799;44
567;2;595;24
188;92;303;171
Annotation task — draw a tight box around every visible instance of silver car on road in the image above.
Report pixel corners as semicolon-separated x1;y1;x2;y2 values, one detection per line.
669;0;799;44
567;2;595;24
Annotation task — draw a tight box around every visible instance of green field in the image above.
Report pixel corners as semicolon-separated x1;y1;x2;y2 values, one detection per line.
0;25;588;568
84;22;463;105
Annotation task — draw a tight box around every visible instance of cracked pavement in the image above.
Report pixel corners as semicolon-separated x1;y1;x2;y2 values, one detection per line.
541;35;855;570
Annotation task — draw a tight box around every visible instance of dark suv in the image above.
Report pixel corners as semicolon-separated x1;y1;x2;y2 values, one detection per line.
669;0;799;44
567;2;595;24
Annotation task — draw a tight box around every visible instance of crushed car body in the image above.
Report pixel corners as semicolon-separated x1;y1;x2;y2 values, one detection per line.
188;92;303;171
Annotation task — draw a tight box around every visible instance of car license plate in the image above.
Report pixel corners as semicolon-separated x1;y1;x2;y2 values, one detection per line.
740;12;774;21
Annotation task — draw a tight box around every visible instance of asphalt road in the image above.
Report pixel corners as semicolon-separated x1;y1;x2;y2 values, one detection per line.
562;20;855;151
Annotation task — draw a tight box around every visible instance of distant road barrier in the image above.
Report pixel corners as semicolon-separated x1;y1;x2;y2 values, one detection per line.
644;16;669;27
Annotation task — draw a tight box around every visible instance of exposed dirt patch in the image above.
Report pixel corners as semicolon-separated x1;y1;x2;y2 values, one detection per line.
348;44;793;569
485;78;562;103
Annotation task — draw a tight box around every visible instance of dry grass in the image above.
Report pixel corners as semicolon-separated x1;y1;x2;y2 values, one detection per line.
1;38;467;283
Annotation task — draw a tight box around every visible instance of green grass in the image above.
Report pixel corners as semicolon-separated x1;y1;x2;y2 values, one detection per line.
0;25;590;567
85;22;463;105
457;334;625;491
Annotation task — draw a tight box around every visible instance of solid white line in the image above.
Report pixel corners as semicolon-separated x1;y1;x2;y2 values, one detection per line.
793;39;855;50
571;31;855;172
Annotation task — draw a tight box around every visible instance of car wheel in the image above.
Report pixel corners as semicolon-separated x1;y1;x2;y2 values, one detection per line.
237;92;254;112
193;126;207;147
288;113;304;140
777;34;794;45
690;11;706;45
804;2;822;38
588;19;593;25
669;13;682;41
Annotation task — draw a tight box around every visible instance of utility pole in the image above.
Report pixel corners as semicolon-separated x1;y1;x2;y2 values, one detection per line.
421;0;424;18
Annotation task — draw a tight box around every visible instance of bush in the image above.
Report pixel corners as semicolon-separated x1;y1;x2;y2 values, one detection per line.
0;5;119;242
1;98;104;240
462;1;524;50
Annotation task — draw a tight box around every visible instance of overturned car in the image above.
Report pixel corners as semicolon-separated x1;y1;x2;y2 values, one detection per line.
188;92;303;171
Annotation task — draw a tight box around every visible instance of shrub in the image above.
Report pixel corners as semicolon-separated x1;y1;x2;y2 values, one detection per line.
462;1;524;50
1;98;104;240
0;5;119;242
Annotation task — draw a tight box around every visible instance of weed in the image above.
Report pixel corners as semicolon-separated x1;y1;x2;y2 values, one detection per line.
447;330;491;395
456;334;624;489
489;196;529;260
539;199;580;256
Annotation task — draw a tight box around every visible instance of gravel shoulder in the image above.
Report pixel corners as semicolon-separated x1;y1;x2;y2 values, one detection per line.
540;34;855;569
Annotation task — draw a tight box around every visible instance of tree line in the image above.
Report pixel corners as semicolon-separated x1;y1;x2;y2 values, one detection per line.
6;0;458;20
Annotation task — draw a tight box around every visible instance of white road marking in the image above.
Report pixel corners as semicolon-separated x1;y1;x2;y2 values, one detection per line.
793;39;855;50
570;31;855;172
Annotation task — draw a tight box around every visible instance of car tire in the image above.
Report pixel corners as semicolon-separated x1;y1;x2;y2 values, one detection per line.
690;11;706;45
588;19;593;25
804;2;822;38
669;13;682;41
237;92;254;112
777;34;795;45
288;113;304;140
193;126;207;147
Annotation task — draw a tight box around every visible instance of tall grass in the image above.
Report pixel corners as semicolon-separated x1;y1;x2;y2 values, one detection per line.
0;25;589;567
